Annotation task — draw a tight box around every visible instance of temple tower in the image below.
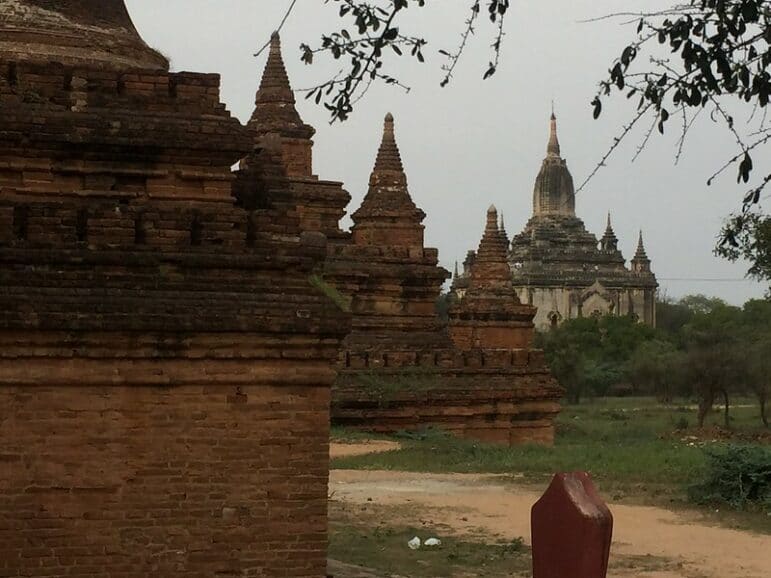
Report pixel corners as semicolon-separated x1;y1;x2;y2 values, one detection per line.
326;113;450;348
533;113;576;217
449;206;537;350
242;32;350;239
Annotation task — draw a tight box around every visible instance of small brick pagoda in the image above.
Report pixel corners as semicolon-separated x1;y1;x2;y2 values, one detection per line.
449;205;537;350
0;3;348;577
325;113;452;350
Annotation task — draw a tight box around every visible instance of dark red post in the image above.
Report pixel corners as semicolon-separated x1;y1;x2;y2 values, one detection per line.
531;472;613;578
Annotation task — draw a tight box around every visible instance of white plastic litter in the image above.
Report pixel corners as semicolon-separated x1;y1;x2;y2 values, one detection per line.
424;538;442;547
407;537;421;550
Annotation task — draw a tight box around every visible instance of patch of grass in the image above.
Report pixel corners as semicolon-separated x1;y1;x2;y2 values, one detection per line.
309;274;351;312
331;397;771;533
329;502;530;577
331;426;393;443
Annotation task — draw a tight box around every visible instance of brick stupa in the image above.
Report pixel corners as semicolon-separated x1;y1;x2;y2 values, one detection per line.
326;113;451;348
449;205;537;350
0;4;349;576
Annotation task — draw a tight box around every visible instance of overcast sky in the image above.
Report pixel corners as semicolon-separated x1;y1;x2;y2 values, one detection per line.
126;0;768;305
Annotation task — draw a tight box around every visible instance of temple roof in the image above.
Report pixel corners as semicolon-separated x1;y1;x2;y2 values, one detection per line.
533;113;575;217
0;0;168;70
352;113;425;222
247;32;315;140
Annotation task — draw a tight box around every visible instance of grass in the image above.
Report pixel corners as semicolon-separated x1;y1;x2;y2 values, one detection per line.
329;501;531;577
331;396;771;534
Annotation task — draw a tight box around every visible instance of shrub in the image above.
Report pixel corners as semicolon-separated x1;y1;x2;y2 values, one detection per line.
688;445;771;511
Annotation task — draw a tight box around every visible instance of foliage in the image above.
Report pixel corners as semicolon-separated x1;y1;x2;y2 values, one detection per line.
300;0;510;121
688;444;771;511
594;1;771;280
716;212;771;291
330;501;530;577
309;274;352;312
537;314;658;402
538;297;771;427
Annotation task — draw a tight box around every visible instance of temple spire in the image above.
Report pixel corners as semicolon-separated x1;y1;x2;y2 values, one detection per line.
547;111;561;157
634;231;648;260
256;32;295;104
600;211;618;252
351;113;425;240
372;113;406;176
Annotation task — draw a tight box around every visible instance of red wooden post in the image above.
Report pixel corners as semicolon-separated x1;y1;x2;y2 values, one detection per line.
531;472;613;578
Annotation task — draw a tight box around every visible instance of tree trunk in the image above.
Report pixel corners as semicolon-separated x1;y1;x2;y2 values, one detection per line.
760;390;769;428
697;387;713;428
721;388;731;429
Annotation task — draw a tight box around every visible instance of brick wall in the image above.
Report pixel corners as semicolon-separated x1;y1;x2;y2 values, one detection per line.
0;376;331;577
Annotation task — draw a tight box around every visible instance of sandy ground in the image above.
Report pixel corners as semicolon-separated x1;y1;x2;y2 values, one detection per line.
330;440;401;459
330;460;770;578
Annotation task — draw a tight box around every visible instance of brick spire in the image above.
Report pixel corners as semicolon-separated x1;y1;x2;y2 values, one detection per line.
352;113;424;223
469;206;516;292
448;206;535;349
248;32;314;141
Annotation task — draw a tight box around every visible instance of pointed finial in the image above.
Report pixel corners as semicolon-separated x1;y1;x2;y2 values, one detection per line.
256;30;294;104
486;205;499;233
634;230;649;259
607;212;612;229
454;260;460;279
547;111;561;156
372;112;404;174
551;99;556;120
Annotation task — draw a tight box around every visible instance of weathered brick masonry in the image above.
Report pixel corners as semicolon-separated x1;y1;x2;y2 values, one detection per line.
0;3;348;577
242;34;563;444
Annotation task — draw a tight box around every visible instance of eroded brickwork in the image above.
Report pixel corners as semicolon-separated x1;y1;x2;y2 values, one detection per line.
0;4;348;577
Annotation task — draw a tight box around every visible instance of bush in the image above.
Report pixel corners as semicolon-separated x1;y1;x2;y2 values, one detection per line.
688;445;771;511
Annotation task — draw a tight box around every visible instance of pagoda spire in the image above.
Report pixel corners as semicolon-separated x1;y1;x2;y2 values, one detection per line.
634;231;648;260
499;212;510;248
601;211;619;252
248;31;314;140
372;113;406;177
351;113;426;245
632;230;652;273
256;32;295;104
468;205;514;291
547;110;561;157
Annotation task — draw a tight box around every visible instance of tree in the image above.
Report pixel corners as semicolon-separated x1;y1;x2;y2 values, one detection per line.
299;0;511;121
298;1;770;276
593;1;771;283
627;339;685;401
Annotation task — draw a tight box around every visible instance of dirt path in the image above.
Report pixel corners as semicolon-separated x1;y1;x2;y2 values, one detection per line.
330;440;401;459
330;469;770;578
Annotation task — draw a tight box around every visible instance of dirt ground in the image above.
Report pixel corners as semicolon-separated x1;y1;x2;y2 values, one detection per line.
329;443;770;578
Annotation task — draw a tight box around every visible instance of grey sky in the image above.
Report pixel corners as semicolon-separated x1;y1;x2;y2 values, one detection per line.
126;0;767;305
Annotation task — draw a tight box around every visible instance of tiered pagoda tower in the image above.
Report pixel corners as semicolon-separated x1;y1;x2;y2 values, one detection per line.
449;206;537;349
326;113;451;348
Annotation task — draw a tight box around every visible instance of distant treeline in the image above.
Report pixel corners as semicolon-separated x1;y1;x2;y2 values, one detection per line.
536;295;771;428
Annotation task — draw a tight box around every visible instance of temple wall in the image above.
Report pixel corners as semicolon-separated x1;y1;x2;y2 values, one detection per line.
0;359;332;578
333;347;562;446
